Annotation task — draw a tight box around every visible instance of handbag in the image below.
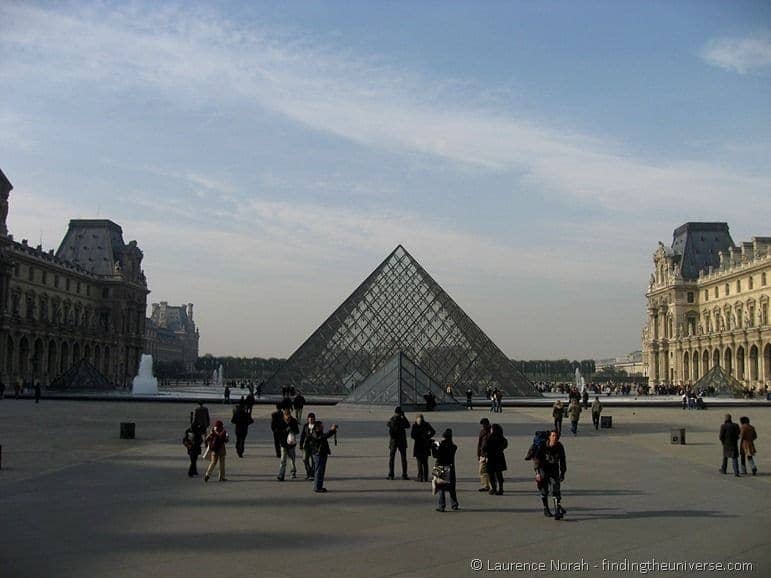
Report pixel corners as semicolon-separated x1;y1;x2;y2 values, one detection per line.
432;464;451;485
287;432;297;446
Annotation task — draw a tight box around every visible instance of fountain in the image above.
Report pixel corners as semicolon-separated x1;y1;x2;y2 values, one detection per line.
216;364;224;386
132;354;159;395
575;367;586;393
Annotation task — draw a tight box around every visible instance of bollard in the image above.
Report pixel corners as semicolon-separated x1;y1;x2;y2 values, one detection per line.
670;427;686;445
120;422;135;439
600;415;612;428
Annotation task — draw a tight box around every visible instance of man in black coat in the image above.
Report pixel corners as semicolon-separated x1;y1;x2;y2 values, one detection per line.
719;414;741;476
387;406;410;480
231;399;253;458
192;401;210;435
270;403;285;458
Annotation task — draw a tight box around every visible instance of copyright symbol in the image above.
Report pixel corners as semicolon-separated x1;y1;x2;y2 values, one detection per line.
470;559;483;571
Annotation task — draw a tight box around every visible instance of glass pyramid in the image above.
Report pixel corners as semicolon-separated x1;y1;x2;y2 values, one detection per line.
341;351;461;408
693;365;745;396
265;245;539;396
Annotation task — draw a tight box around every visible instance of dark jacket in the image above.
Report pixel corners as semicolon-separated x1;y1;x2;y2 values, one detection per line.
183;428;202;457
271;411;285;438
434;439;457;467
299;421;315;450
279;417;300;449
740;424;757;456
534;442;566;478
387;414;410;446
482;433;508;472
477;427;491;458
192;406;210;433
411;421;436;458
310;429;335;457
720;421;741;458
293;395;305;410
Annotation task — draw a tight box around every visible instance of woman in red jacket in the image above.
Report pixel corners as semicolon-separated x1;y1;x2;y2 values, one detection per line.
204;420;229;482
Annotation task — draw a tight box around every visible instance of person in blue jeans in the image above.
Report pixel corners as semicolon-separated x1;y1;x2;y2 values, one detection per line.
310;421;338;493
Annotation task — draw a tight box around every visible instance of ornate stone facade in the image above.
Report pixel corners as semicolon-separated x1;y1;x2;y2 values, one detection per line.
643;222;771;391
144;302;199;372
0;169;149;387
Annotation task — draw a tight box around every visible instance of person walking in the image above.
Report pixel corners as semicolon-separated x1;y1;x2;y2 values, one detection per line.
231;398;253;458
387;406;410;480
532;430;567;519
277;408;300;480
293;391;306;424
591;397;603;430
270;403;285;458
552;400;564;435
433;429;459;512
299;413;317;481
482;423;508;495
183;426;202;477
494;390;503;413
477;418;492;492
739;416;758;476
719;414;741;477
204;420;229;482
411;414;436;482
568;399;582;436
310;420;338;493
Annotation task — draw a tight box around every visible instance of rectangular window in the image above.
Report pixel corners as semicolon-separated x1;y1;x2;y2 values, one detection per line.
736;279;741;292
102;288;109;298
55;275;60;289
714;287;719;298
749;276;754;290
86;285;91;297
704;290;709;301
687;292;694;303
763;272;767;286
77;281;81;294
28;267;34;281
42;271;48;285
725;283;730;296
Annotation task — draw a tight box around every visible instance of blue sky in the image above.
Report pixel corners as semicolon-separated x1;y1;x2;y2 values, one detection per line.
1;1;770;359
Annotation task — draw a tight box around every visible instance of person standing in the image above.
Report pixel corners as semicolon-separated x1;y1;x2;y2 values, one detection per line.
739;416;758;475
581;388;589;410
494;390;503;413
299;413;317;480
204;420;229;482
568;399;582;436
552;401;564;435
33;382;41;404
231;398;253;458
719;414;741;477
223;384;231;404
477;418;492;492
533;430;567;519
0;380;4;399
591;397;603;430
192;401;211;435
387;406;410;480
183;426;202;477
465;388;473;410
293;391;306;424
270;403;284;458
277;408;300;481
433;429;459;512
310;420;338;493
482;423;508;495
411;414;436;482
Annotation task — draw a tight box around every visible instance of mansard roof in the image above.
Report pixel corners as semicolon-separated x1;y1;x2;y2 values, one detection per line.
56;219;132;277
671;222;734;280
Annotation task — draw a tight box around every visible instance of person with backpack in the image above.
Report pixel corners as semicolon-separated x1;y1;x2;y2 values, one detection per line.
183;426;202;477
231;398;254;458
531;430;567;519
482;423;508;495
411;414;436;482
387;406;410;480
204;420;229;482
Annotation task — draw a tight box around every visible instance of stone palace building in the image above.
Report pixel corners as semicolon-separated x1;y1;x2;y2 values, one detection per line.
0;169;149;387
643;222;771;391
144;301;199;373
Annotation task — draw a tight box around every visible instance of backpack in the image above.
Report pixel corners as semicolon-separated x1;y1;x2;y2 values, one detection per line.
524;430;550;461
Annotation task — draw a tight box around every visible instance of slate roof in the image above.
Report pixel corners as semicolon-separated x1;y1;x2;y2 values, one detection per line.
671;222;734;280
55;220;127;276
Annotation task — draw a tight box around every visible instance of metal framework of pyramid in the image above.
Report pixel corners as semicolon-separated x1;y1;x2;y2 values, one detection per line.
49;359;115;390
265;245;539;397
341;351;462;409
693;365;745;396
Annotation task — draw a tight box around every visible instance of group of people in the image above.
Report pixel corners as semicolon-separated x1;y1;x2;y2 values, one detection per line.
0;380;42;402
551;397;603;435
719;414;759;476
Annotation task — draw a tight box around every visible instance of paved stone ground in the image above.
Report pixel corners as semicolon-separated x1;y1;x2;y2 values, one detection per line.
1;400;769;578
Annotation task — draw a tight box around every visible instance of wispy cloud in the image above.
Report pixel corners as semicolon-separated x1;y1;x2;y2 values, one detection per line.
700;34;771;75
3;3;770;217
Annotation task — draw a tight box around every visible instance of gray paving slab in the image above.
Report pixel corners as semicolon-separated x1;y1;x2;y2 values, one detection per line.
1;399;769;578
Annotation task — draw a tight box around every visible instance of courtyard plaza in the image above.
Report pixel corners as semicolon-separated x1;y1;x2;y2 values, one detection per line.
0;400;769;578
